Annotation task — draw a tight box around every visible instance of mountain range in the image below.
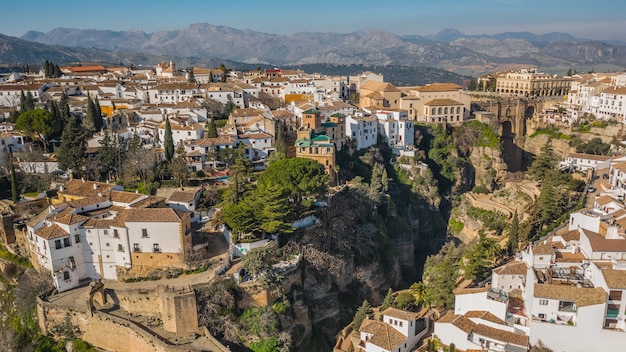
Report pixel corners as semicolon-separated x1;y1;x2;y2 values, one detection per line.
4;24;626;76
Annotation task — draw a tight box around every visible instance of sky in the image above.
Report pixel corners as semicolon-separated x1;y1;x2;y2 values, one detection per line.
3;0;626;41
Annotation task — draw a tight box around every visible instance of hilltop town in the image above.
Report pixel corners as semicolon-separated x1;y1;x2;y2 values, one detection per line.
1;60;626;352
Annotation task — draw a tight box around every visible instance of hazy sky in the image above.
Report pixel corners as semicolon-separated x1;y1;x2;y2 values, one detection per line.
3;0;626;41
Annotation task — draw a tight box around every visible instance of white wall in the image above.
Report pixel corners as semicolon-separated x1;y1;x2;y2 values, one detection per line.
454;291;508;320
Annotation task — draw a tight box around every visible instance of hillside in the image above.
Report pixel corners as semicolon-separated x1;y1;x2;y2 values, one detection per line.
17;24;626;75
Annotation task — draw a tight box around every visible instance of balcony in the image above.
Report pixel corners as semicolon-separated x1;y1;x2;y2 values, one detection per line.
606;309;620;318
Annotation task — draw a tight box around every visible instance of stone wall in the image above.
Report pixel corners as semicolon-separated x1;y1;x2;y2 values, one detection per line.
112;286;163;316
160;287;198;336
37;298;204;352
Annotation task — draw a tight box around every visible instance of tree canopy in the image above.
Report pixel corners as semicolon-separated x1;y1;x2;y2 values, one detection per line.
257;158;328;204
164;118;174;162
56;117;85;172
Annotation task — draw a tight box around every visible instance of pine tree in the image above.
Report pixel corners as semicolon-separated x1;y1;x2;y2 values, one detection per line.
164;118;174;162
59;93;71;123
208;70;213;83
205;117;218;138
219;63;229;83
53;64;62;78
352;300;373;331
9;154;19;204
57;117;85;173
187;68;196;83
97;131;121;181
380;288;394;312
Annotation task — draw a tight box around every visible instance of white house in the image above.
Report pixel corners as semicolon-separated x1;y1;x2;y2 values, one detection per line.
346;115;378;150
564;152;611;172
359;307;427;352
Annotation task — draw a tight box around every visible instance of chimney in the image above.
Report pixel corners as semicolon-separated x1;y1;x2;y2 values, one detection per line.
81;178;85;183
93;183;98;190
59;185;64;192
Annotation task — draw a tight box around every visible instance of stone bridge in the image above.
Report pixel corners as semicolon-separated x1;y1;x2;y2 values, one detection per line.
473;98;546;171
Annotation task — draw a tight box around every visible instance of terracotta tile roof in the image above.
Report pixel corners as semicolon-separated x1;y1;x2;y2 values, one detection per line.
560;229;581;242
49;209;89;225
533;284;606;307
415;83;463;92
612;161;626;172
602;86;626;95
360;320;407;351
472;323;529;347
532;242;558;255
464;310;507;325
168;191;199;203
601;268;626;289
61;180;119;198
109;190;145;205
128;195;165;209
65;65;106;72
231;108;265;117
454;286;489;295
582;229;626;252
568;152;610;161
555;251;586;263
124;208;189;222
66;196;108;208
595;195;619;206
492;261;528;276
381;307;419;321
361;80;400;92
450;314;476;333
424;98;463;106
153;83;199;91
271;110;296;118
35;224;69;240
239;132;273;139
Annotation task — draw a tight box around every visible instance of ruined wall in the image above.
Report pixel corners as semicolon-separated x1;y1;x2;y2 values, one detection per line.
37;298;202;352
238;281;271;309
160;288;198;336
112;287;163;315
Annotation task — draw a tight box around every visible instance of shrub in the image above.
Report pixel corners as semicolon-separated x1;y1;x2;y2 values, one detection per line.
472;185;490;194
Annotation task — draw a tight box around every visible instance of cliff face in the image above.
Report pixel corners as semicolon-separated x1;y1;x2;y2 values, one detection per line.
468;146;508;190
290;186;425;348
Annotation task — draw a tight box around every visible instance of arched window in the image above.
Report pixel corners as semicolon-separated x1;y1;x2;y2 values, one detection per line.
456;107;461;114
431;108;436;115
438;107;442;115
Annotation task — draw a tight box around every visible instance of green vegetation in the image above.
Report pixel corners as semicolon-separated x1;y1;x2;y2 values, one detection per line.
380;288;394;312
163;117;174;162
0;244;32;267
393;292;416;310
529;128;569;140
448;218;464;235
520;141;585;243
571;137;611;155
460;121;499;148
461;233;502;281
422;243;461;308
351;300;373;331
466;206;508;234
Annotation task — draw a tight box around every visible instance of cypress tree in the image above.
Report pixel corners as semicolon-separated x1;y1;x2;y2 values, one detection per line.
164;118;174;162
44;60;50;78
9;154;19;204
380;288;394;312
187;68;196;83
352;300;373;331
508;211;519;254
84;96;96;133
94;97;103;132
206;117;218;138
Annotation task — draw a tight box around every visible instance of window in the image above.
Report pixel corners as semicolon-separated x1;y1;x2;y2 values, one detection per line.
63;271;70;280
142;229;148;238
55;240;62;249
538;313;546;319
63;238;71;247
539;299;548;305
153;243;160;252
103;230;108;235
133;243;140;252
74;234;80;243
113;229;119;238
609;290;623;301
118;244;123;252
106;242;110;247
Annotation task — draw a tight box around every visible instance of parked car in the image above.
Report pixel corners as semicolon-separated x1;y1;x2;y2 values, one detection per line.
200;216;211;223
587;185;596;193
